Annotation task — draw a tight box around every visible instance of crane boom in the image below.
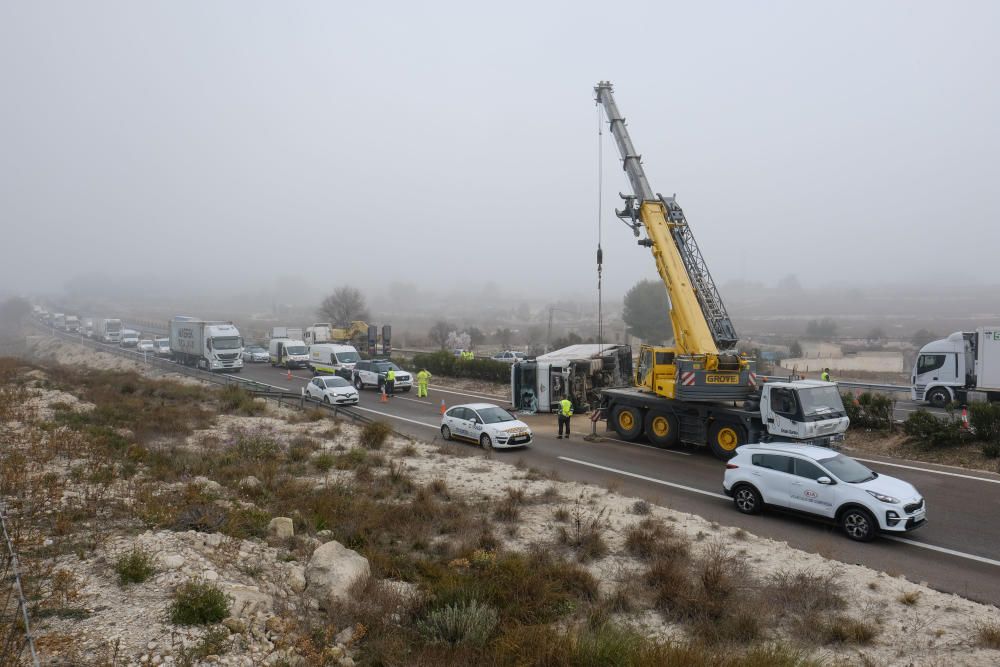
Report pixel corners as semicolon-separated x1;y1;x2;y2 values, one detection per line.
595;81;739;352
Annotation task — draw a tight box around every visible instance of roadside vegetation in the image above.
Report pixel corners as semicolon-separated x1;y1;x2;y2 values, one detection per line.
3;355;998;665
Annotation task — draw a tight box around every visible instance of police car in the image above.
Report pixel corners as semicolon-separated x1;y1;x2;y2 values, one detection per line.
440;403;533;450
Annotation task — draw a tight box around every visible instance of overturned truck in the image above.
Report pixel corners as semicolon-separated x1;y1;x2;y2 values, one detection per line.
511;344;633;413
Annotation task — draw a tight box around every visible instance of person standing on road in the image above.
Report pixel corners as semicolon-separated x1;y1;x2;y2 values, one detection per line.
416;368;431;398
385;367;396;397
821;368;831;382
557;398;573;439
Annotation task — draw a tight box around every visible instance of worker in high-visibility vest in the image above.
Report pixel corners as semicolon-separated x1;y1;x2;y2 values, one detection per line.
821;368;831;382
557;398;573;439
416;368;431;398
385;368;396;397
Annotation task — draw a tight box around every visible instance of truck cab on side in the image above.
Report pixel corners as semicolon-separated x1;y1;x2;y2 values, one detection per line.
269;339;309;369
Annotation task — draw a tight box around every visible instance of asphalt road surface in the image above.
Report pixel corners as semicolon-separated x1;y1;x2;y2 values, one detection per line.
234;360;1000;607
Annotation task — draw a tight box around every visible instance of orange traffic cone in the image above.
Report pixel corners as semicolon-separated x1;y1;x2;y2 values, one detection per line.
961;405;970;430
380;388;389;403
286;369;292;381
440;399;447;415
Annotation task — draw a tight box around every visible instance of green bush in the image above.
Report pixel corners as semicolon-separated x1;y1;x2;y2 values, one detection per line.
417;599;499;646
903;409;966;448
218;385;265;415
411;351;510;384
359;421;393;450
114;546;156;585
969;402;1000;442
169;581;230;625
841;391;893;430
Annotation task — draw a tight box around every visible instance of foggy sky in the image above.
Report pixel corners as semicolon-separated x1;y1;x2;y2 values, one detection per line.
2;1;998;303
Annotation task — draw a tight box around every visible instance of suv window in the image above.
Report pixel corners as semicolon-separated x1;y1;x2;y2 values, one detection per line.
751;453;792;474
356;361;369;371
793;458;826;480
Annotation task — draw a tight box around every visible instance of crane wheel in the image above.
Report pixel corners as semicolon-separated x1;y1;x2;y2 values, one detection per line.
644;410;679;448
708;421;746;460
611;405;643;441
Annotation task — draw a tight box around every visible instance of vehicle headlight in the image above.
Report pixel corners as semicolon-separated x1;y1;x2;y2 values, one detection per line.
866;490;900;504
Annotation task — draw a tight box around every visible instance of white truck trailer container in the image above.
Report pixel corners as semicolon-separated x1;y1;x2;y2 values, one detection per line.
170;317;244;372
512;344;633;413
912;327;1000;406
93;318;123;343
270;326;303;340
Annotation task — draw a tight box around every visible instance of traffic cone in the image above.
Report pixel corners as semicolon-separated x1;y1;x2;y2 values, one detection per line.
440;399;447;415
380;388;389;403
961;405;970;430
286;369;292;381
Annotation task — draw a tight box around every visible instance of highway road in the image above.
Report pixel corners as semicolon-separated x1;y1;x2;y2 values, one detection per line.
37;326;1000;607
230;361;1000;607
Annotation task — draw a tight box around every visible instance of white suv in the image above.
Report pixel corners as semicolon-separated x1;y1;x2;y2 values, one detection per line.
723;443;926;542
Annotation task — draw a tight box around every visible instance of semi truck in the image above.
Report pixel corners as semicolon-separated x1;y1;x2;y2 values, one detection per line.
512;344;633;413
82;318;94;338
53;313;66;329
912;327;1000;406
270;326;303;340
93;318;123;343
65;315;80;333
169;317;244;372
304;321;370;346
593;82;848;459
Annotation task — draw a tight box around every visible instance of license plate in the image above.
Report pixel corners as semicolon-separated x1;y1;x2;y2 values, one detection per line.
913;510;926;522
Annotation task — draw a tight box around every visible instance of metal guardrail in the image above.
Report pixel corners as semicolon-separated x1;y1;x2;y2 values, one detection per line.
1;501;40;667
835;380;911;395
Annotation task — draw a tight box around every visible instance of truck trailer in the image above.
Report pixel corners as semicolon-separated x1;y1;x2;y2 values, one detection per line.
93;318;123;343
912;328;1000;406
170;317;244;372
512;344;633;413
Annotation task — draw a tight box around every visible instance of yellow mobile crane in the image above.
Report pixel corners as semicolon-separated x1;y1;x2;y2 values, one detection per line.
594;82;849;458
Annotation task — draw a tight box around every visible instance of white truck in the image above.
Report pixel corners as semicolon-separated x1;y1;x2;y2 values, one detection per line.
65;315;81;333
269;338;309;369
93;318;123;343
82;318;94;338
304;324;334;346
270;326;303;341
912;327;1000;406
53;313;66;329
512;344;634;413
170;317;244;372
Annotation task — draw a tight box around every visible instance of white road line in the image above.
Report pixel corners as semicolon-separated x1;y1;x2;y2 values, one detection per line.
599;436;692;456
558;457;728;499
561;457;1000;569
884;536;1000;568
852;458;1000;485
348;405;440;430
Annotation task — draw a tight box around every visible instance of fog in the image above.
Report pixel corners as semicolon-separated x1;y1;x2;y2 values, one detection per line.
2;1;999;311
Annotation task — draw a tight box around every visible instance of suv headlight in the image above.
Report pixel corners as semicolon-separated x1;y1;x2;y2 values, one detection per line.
866;490;900;504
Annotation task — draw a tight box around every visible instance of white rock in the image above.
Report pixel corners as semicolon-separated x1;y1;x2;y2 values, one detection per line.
147;641;158;650
194;476;224;495
152;656;163;665
239;476;262;490
305;541;370;611
287;567;306;594
334;626;355;645
223;583;274;619
204;569;219;581
159;551;184;569
267;517;294;539
140;655;149;664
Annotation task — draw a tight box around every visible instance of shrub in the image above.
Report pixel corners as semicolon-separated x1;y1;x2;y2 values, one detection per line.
818;615;878;644
624;518;688;561
842;391;893;430
494;488;524;522
229;430;281;462
766;570;845;615
417;599;499;646
556;506;608;563
114;546;156;585
174;503;228;533
630;499;651;515
169;581;230;625
411;350;510;384
218;385;264;415
903;409;966;448
976;621;1000;649
359;421;393;450
969;402;1000;458
313;452;336;473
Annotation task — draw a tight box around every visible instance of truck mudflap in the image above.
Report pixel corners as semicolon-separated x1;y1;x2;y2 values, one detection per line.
674;357;755;402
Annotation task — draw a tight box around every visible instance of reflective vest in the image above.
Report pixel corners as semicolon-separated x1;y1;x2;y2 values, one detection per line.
417;370;431;384
559;399;573;417
821;372;830;382
386;369;396;382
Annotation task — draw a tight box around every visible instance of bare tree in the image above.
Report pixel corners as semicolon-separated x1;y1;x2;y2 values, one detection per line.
428;320;452;350
318;287;369;326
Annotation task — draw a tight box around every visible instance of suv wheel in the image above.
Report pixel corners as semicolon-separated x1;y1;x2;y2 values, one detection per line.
733;484;762;515
354;377;364;390
841;507;877;542
480;434;493;450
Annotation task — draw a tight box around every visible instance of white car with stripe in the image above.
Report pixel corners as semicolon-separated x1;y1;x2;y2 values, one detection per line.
440;403;532;449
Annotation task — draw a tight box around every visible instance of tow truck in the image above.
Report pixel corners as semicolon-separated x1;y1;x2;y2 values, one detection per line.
594;82;848;459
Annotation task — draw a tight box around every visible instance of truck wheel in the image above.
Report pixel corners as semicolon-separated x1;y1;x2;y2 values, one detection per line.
708;421;746;460
644;410;679;447
611;405;643;441
927;388;950;408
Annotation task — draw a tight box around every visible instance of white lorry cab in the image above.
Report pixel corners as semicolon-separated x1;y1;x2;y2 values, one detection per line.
912;328;1000;407
269;339;309;369
169;318;244;372
308;344;361;378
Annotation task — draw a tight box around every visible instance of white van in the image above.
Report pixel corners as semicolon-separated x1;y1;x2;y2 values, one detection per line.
269;339;309;369
308;344;362;378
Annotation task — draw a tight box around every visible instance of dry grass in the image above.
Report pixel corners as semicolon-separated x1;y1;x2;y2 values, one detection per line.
976;621;1000;649
897;589;921;606
556;505;609;563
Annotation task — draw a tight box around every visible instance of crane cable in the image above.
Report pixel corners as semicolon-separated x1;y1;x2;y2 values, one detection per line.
596;102;604;354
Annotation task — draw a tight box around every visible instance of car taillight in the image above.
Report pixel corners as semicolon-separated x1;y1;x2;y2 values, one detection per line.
725;463;739;469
